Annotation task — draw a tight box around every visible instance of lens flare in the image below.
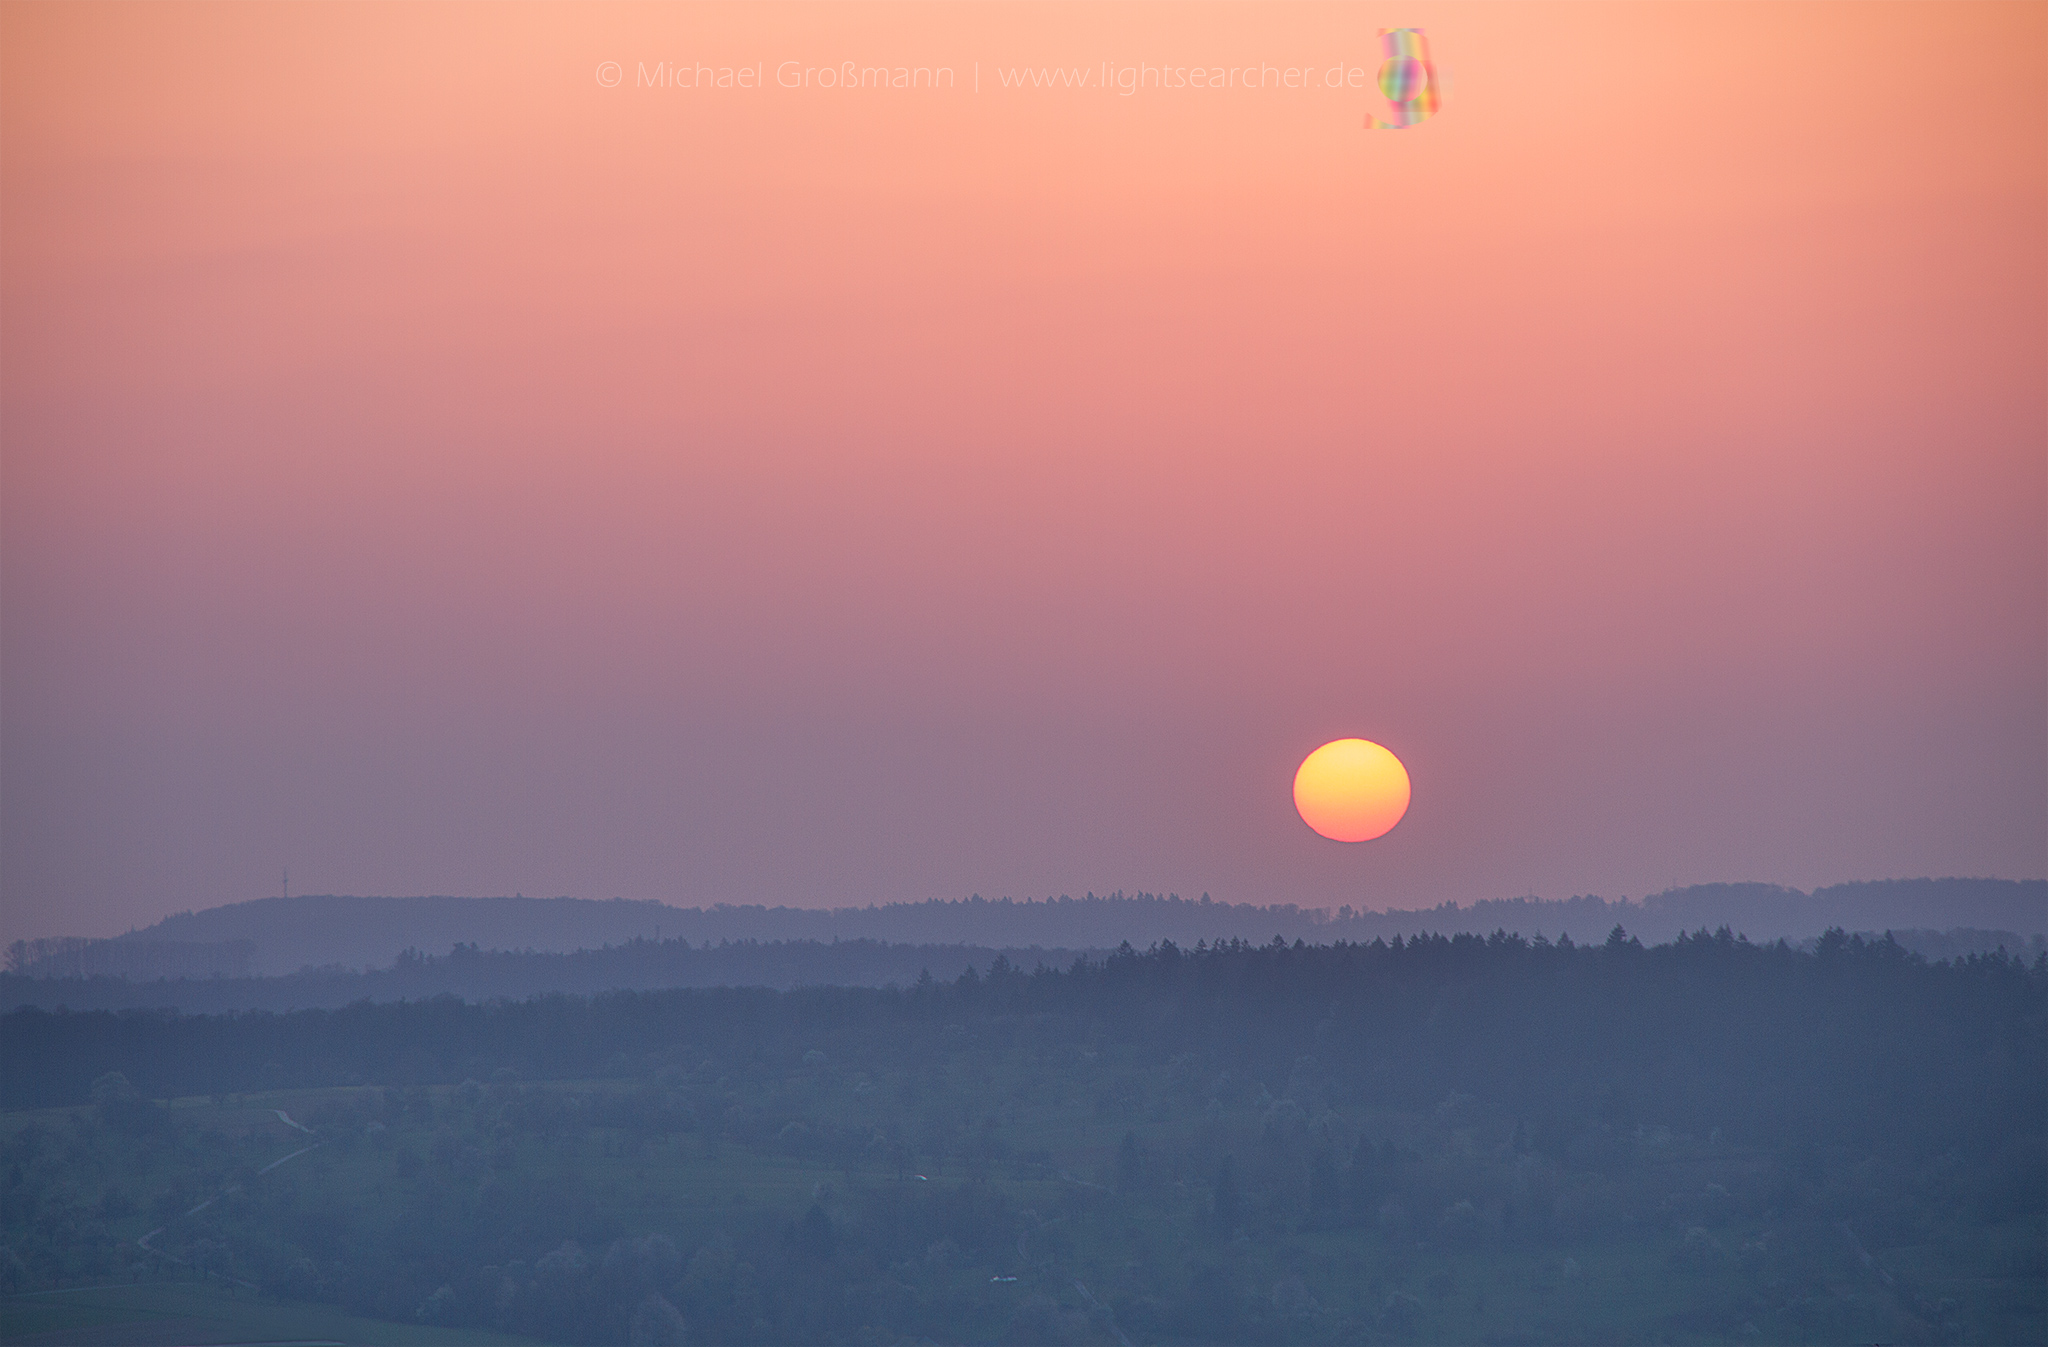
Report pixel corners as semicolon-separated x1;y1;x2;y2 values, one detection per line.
1363;28;1442;130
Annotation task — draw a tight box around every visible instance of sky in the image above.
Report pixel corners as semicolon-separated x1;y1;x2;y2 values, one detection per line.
3;2;2043;943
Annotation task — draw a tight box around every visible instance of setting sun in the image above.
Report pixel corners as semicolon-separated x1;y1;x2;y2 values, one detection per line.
1293;739;1411;842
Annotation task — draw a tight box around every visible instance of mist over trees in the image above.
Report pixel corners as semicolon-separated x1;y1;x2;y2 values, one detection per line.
49;878;2047;976
4;929;2042;1344
6;888;2043;1342
5;879;2038;1016
10;928;2040;1129
3;926;2042;1018
0;939;1098;1014
4;938;254;981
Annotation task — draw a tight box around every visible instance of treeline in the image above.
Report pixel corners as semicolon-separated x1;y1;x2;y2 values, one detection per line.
3;937;254;981
5;925;2037;1018
8;929;2043;1163
0;938;1094;1014
79;878;2048;976
5;929;2044;1344
1826;927;2046;964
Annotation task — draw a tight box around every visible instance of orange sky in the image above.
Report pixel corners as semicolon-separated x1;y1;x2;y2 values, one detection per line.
4;2;2043;940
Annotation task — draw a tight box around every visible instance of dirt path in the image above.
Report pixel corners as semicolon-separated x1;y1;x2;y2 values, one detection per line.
135;1109;323;1286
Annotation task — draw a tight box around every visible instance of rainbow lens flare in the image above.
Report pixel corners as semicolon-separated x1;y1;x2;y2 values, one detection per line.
1364;29;1441;130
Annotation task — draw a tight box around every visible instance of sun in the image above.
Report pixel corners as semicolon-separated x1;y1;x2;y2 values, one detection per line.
1293;739;1411;842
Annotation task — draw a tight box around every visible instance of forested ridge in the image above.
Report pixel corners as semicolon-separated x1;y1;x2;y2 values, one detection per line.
3;923;2039;1018
4;929;2042;1344
65;878;2046;976
8;928;2043;1145
0;938;1102;1015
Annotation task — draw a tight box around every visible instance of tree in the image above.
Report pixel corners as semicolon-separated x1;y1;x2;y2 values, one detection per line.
1211;1156;1240;1235
1116;1131;1143;1192
90;1072;138;1104
629;1293;687;1346
793;1203;835;1262
1347;1137;1396;1221
1307;1148;1340;1228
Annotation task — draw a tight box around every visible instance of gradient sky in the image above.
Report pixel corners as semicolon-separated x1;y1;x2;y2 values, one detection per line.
4;2;2043;943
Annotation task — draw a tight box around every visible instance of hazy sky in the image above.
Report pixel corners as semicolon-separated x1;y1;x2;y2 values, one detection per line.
4;2;2043;942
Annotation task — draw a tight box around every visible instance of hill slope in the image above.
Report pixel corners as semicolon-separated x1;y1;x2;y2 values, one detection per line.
97;879;2048;975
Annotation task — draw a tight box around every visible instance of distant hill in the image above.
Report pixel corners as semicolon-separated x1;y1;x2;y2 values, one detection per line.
5;936;254;980
0;937;1096;1013
1822;927;2045;963
6;924;2040;1017
1639;878;2045;943
116;895;687;975
96;878;2046;975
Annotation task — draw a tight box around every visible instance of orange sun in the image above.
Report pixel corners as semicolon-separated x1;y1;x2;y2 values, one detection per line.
1293;739;1411;842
